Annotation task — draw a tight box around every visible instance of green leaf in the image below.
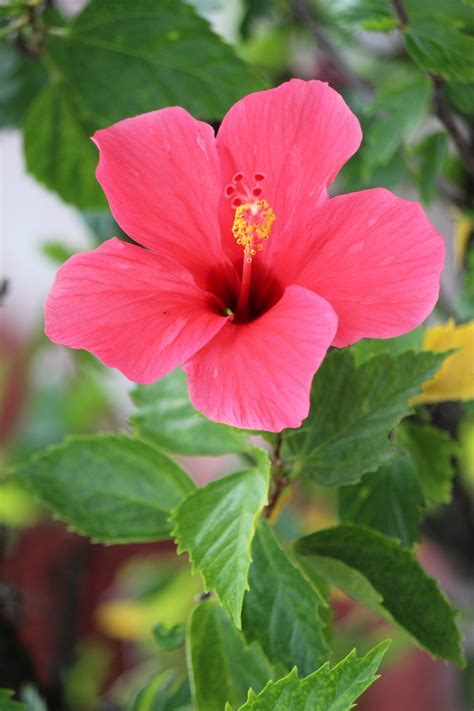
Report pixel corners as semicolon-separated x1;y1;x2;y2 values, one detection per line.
297;555;388;621
0;41;47;127
188;600;274;711
295;525;465;666
131;370;250;457
285;349;445;487
361;79;430;178
446;81;474;114
242;520;328;676
339;0;396;32
0;690;26;711
152;621;186;651
13;434;195;543
353;327;424;365
398;422;457;504
416;132;448;205
171;448;270;627
404;21;474;83
129;670;191;711
233;641;390;711
46;0;264;125
23;81;106;208
339;456;424;546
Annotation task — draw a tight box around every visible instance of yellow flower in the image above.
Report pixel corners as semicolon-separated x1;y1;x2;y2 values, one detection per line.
412;319;474;404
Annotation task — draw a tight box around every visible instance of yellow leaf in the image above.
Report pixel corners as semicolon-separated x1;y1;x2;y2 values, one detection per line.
412;319;474;404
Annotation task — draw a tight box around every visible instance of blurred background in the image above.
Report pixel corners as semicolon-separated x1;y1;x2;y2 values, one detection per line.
1;0;473;709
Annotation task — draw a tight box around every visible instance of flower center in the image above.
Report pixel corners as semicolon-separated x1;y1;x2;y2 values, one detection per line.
225;171;276;263
232;199;276;263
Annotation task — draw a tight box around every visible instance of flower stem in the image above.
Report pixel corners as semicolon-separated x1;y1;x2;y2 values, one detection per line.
264;433;290;521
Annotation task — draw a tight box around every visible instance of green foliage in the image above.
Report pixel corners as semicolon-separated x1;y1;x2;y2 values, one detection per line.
188;600;274;711
152;622;186;651
361;79;430;179
230;641;390;711
171;448;270;627
45;0;264;125
353;327;424;365
23;81;106;208
242;521;329;676
129;670;191;711
339;455;424;546
416;132;448;205
131;370;251;457
404;21;474;83
297;555;388;621
13;434;195;543
284;349;445;486
0;41;47;127
0;690;27;711
295;525;465;666
397;421;457;504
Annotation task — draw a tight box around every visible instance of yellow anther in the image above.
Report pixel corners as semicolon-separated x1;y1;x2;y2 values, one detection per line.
231;199;275;262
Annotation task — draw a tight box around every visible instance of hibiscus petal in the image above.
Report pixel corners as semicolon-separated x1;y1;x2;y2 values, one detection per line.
216;78;362;255
93;108;226;275
295;189;445;346
184;286;338;431
45;238;228;382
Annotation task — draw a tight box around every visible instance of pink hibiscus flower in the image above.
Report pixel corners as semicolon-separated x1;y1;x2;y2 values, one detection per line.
45;80;444;432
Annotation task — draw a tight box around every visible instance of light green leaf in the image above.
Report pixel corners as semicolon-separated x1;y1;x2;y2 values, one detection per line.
23;81;106;208
446;81;474;114
131;370;250;457
353;327;424;365
338;455;424;546
171;448;270;627
188;600;275;711
242;520;328;676
13;434;195;543
46;0;265;125
233;641;390;710
152;622;186;651
397;422;457;504
0;690;27;711
129;670;191;711
417;132;448;205
295;525;465;666
285;349;445;487
405;20;474;82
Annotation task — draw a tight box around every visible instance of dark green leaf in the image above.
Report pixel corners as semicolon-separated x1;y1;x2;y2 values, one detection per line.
131;369;250;457
232;641;390;711
0;41;47;127
171;448;270;627
152;622;186;651
242;520;328;676
23;81;106;208
13;434;195;543
339;456;424;546
46;0;264;125
284;349;445;486
295;525;465;665
188;600;274;711
417;132;448;205
129;670;191;711
446;82;474;114
397;422;457;504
